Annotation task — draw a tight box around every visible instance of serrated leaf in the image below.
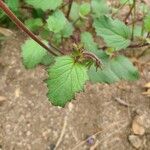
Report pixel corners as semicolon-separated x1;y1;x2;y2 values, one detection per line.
25;18;43;32
91;0;109;17
93;16;131;50
81;32;99;54
46;56;89;107
79;3;91;16
47;10;67;33
25;0;62;11
21;39;47;69
88;54;139;83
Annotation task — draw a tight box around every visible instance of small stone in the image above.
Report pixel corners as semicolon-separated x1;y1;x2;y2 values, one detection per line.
128;135;142;149
132;118;145;135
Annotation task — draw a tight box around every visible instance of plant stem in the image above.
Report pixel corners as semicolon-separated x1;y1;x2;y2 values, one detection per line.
67;0;73;19
0;0;62;56
100;42;149;51
124;2;134;24
131;0;136;41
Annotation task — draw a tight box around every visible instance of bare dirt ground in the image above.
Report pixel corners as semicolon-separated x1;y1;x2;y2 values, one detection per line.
0;31;150;150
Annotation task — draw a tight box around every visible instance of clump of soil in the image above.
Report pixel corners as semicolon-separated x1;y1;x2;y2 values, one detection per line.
0;31;150;150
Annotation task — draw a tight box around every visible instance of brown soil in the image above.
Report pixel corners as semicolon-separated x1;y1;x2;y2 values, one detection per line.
0;32;150;150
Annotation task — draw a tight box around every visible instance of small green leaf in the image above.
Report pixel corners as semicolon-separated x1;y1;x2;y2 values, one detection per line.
88;53;139;83
91;0;109;17
21;39;47;69
93;16;131;50
61;22;74;38
25;0;62;11
40;53;54;65
81;32;99;54
144;14;150;32
47;10;67;33
70;2;80;21
52;34;62;45
79;3;91;16
46;56;89;107
25;18;43;32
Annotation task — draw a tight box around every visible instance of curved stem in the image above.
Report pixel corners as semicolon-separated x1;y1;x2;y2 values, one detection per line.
0;0;63;56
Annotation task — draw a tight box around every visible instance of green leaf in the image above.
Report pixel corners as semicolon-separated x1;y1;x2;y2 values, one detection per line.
70;2;80;21
21;39;47;69
61;22;74;38
40;53;54;65
46;56;89;107
88;53;139;83
144;14;150;32
47;10;67;33
25;18;43;32
52;33;62;45
91;0;109;17
79;3;91;16
5;0;19;11
81;32;99;54
93;16;131;50
25;0;62;11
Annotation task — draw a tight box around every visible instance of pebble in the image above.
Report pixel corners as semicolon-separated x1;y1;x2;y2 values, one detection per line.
128;135;142;149
132;113;150;135
132;120;145;135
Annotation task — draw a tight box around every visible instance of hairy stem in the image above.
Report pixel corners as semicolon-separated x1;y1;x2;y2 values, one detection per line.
0;0;63;56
